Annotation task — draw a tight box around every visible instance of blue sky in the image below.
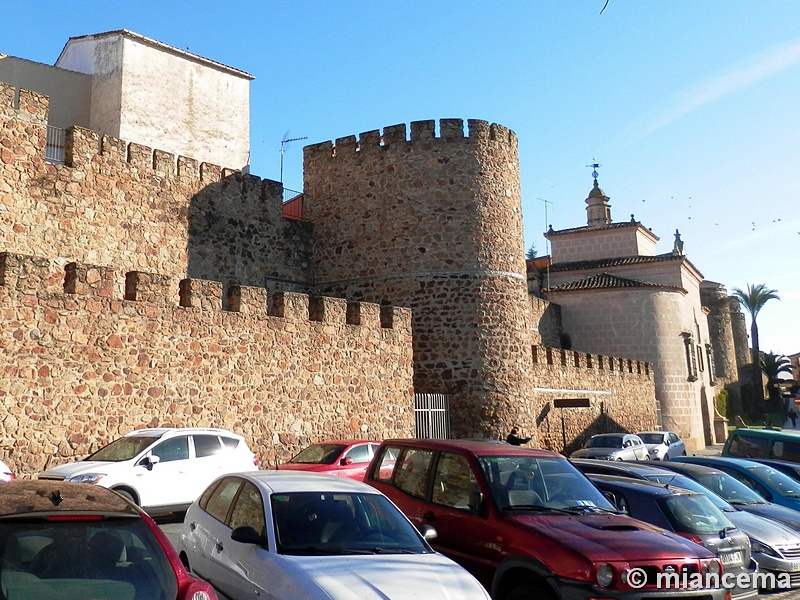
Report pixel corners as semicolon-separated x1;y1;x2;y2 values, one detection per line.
3;1;798;356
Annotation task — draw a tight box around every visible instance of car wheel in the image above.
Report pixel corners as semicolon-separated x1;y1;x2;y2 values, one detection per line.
113;488;137;505
179;552;191;572
505;584;555;600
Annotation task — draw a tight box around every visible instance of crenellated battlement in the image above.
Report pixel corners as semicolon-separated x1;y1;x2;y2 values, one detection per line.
532;344;653;379
0;252;410;331
0;81;283;198
305;118;518;158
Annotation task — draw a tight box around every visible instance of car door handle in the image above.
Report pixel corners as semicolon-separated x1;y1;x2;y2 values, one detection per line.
215;542;223;552
189;522;197;531
423;511;436;522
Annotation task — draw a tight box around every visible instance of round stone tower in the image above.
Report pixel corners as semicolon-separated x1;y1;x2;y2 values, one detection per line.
302;119;534;439
700;281;742;414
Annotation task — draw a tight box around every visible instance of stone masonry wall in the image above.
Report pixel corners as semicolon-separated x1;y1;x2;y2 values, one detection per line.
0;82;312;294
0;252;415;476
1;81;660;461
303;119;538;441
531;347;657;454
530;296;562;348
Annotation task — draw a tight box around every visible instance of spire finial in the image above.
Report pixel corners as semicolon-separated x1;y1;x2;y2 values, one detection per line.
672;229;685;255
586;158;601;186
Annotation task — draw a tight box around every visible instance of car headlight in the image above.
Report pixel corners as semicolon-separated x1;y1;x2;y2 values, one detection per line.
750;540;780;558
68;473;106;484
596;563;614;587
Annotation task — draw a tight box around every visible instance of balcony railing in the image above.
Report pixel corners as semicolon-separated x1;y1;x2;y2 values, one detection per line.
282;188;304;221
45;126;65;163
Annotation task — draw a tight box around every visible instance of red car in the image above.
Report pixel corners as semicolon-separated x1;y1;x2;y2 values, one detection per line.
0;480;217;600
278;440;381;480
366;439;728;600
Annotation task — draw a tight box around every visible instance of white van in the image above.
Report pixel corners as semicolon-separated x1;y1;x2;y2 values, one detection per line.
40;427;259;515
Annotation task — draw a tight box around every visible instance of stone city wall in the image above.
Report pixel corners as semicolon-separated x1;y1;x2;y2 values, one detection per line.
303;119;539;441
1;84;661;462
0;252;415;476
0;81;312;294
530;347;657;455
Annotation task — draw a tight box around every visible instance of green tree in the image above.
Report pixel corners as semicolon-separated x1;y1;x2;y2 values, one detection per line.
732;283;779;365
526;243;538;261
760;352;793;414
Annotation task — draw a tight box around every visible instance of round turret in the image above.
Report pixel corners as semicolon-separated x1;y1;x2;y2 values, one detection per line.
303;119;535;439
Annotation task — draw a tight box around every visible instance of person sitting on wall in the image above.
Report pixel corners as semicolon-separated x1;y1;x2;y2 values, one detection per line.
506;427;532;446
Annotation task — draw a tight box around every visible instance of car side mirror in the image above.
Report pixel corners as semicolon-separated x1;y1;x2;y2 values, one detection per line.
231;526;266;546
418;524;438;541
467;490;485;515
145;455;160;470
340;457;353;466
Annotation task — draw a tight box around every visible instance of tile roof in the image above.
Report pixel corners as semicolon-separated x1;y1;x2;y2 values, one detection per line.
544;253;687;273
545;221;643;236
543;272;687;294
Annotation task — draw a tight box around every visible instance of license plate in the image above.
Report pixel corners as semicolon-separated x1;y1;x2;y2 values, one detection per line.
720;551;742;566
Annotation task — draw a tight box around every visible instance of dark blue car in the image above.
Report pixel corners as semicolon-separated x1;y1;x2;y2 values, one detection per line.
572;459;800;587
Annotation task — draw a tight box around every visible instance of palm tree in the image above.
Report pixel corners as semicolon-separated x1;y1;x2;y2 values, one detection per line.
731;283;780;365
760;352;793;414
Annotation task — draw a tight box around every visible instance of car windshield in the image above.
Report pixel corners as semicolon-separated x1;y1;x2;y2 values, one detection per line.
693;472;766;505
0;517;178;598
660;493;734;535
639;433;666;445
85;435;161;462
587;436;622;449
288;444;347;465
645;474;733;511
748;465;800;498
271;492;430;555
477;455;616;513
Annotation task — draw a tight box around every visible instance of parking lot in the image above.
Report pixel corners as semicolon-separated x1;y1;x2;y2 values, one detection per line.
156;515;800;599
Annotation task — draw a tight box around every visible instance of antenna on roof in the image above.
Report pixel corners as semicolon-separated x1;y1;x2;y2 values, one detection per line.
280;133;308;185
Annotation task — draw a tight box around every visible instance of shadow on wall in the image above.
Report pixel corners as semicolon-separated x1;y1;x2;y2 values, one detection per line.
185;173;314;302
537;400;633;457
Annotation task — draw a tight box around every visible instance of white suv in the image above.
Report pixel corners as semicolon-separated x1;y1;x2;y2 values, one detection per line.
40;427;259;515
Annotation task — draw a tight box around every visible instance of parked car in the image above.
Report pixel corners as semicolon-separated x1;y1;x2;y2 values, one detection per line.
588;474;757;600
0;479;217;600
0;458;15;482
179;471;491;600
39;427;259;515
636;430;686;461
277;440;381;480
570;433;650;461
573;459;800;587
750;458;800;483
675;456;800;513
654;460;800;533
366;439;726;600
723;427;800;461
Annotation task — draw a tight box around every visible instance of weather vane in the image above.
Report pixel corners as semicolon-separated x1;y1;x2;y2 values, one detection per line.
586;158;601;184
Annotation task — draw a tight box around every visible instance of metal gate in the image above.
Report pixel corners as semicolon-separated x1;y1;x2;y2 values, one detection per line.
414;393;451;439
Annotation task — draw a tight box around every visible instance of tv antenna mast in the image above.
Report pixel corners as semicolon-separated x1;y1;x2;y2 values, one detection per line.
538;197;553;290
280;133;307;185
